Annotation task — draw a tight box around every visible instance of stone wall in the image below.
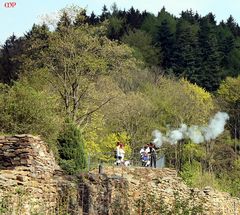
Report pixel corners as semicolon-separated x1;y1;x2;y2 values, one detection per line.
0;135;79;215
0;135;239;215
81;167;240;215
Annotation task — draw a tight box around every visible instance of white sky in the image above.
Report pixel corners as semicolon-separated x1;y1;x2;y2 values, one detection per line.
0;0;240;44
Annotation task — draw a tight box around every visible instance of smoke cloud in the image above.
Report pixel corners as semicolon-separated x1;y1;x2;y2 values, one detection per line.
152;130;163;147
152;112;229;146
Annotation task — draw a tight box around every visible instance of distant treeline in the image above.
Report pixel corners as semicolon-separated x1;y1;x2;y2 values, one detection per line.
1;4;240;91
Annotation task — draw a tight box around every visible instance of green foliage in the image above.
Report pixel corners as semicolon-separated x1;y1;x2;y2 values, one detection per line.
122;29;161;66
107;16;124;40
180;161;202;187
58;123;87;174
0;5;240;199
217;76;240;140
0;82;61;146
134;191;203;215
144;77;214;127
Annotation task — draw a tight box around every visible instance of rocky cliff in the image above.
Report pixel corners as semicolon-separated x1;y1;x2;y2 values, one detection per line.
0;135;239;215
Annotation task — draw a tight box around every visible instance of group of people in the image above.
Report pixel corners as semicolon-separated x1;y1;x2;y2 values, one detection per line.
114;141;157;168
140;143;157;168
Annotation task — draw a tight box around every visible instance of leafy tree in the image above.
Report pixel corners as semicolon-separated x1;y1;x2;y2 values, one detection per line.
144;77;214;127
217;76;240;147
58;122;86;174
0;82;62;146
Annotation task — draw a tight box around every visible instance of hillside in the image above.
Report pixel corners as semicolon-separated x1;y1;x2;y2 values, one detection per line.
0;4;240;212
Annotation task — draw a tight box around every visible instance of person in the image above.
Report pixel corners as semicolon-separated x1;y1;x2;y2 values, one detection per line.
149;142;157;168
119;143;125;164
115;142;122;165
140;145;150;167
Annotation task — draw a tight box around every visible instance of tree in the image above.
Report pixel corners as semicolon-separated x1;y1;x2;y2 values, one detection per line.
56;11;71;31
58;122;86;174
122;29;161;66
46;27;108;124
171;19;199;78
107;16;124;40
143;77;214;127
156;19;174;68
21;24;50;71
40;23;139;126
126;7;144;29
197;17;221;91
227;15;238;37
217;76;240;148
181;9;199;24
100;5;110;22
0;82;62;147
73;9;88;26
88;11;99;25
0;35;24;84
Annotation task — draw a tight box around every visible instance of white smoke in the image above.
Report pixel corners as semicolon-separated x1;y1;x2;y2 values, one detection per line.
202;112;230;142
152;112;229;146
168;130;184;144
187;125;204;144
152;130;163;147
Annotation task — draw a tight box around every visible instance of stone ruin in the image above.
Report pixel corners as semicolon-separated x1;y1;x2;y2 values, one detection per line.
0;134;239;215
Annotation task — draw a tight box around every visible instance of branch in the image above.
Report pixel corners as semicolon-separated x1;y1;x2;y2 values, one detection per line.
76;97;114;124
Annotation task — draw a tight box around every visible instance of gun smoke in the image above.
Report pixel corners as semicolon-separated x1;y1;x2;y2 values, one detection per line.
152;112;229;146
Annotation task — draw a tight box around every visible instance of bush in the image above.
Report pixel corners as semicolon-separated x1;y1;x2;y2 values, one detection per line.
0;83;62;149
58;123;87;174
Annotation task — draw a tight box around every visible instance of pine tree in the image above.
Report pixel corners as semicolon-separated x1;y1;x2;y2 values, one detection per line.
171;19;199;79
88;11;99;25
197;17;221;91
58;123;87;174
156;19;174;68
100;5;110;22
107;16;124;40
56;11;71;31
0;34;24;84
74;9;88;26
227;15;238;36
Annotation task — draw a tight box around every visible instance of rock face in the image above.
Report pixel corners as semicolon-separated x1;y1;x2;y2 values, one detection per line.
81;167;240;215
0;135;239;215
0;135;79;215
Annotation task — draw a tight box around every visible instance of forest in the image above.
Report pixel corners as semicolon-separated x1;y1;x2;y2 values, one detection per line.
0;4;240;197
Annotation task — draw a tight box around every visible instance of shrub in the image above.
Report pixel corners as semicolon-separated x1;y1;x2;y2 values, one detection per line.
58;123;87;174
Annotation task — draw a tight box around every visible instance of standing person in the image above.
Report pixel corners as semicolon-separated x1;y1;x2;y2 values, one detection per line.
140;145;150;167
119;143;125;164
149;143;157;168
115;142;122;165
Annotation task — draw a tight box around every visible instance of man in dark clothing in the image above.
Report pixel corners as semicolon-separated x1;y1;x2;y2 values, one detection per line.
149;143;157;168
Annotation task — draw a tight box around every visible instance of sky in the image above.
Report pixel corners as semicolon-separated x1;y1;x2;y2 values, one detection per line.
1;0;240;44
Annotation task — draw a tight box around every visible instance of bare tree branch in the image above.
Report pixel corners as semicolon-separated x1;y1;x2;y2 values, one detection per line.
76;97;114;124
